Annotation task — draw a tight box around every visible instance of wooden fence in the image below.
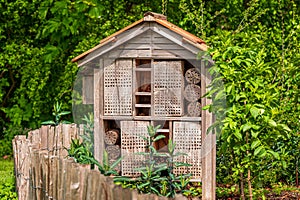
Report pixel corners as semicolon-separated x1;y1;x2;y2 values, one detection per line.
13;124;191;200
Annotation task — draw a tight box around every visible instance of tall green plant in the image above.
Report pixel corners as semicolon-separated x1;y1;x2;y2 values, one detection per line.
41;102;71;126
206;33;292;198
80;113;94;154
114;125;191;197
68;138;122;176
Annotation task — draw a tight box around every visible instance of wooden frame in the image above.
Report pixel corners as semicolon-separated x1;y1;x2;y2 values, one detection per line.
74;12;215;199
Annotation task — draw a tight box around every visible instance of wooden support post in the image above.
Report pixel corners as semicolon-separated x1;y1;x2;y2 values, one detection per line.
201;61;216;200
94;67;102;163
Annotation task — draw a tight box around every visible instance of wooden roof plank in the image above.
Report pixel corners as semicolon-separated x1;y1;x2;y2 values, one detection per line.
72;12;207;63
77;25;150;67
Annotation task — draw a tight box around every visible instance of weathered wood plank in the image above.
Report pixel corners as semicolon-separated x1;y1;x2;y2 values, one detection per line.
86;170;100;200
94;68;102;163
122;188;134;200
32;151;42;200
79;164;89;200
54;126;59;156
57;157;64;200
14;136;29;200
82;74;94;104
123;42;186;51
40;126;48;150
151;23;201;55
69;162;80;199
201;60;216;200
48;126;55;157
62;124;70;157
48;156;54;199
78;23;150;67
29;129;40;149
40;153;49;199
63;159;73;199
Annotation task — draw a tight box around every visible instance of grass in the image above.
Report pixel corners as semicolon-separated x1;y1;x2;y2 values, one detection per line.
0;159;15;184
0;159;18;199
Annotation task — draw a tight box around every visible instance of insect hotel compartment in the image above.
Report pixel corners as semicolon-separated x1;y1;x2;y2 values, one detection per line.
152;120;171;153
183;61;202;117
134;59;152;116
103;120;121;171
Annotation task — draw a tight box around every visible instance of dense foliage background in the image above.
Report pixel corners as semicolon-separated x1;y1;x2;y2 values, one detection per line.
1;0;299;198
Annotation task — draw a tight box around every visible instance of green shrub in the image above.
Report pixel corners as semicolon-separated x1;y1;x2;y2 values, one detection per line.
0;125;29;158
114;125;192;198
0;159;17;200
68;139;121;176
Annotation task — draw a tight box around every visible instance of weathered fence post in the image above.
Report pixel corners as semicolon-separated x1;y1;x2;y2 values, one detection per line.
13;124;195;200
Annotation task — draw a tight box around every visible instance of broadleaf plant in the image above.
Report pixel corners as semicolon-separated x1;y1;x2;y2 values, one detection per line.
41;101;71;126
114;125;192;197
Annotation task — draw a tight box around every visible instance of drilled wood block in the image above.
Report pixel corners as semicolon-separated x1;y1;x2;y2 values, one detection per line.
121;121;149;177
185;68;201;84
184;84;201;102
173;121;202;180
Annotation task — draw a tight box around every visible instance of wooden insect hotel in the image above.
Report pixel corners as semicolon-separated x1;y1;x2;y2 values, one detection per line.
72;12;215;199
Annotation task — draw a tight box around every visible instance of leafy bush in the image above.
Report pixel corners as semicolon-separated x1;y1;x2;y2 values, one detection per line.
0;125;29;158
67;138;121;176
80;113;94;154
0;182;18;200
0;159;17;200
114;125;192;198
41;102;71;126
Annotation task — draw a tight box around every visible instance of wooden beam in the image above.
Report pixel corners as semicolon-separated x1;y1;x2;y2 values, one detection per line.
201;60;216;200
94;67;102;163
78;24;150;67
150;24;201;56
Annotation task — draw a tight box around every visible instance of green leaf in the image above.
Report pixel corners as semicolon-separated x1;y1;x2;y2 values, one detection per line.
41;120;56;125
89;7;100;18
254;146;265;156
279;124;291;132
242;123;252;132
251;139;261;149
150;186;160;194
267;150;280;160
61;120;71;124
268;119;277;127
282;161;287;169
154;166;168;174
202;105;210;110
149;146;157;153
173;152;188;157
174;162;192;167
137;182;150;189
57;111;71;116
138;135;148;141
233;130;243;141
153;134;166;142
113;176;132;182
251;130;260;138
104;170;119;176
168;139;176;154
250;106;260;119
110;157;123;169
